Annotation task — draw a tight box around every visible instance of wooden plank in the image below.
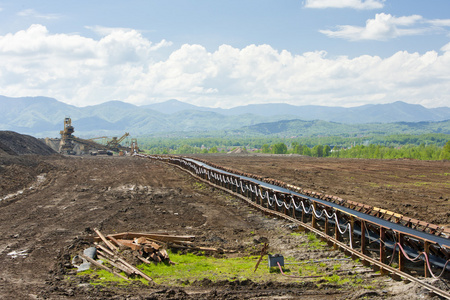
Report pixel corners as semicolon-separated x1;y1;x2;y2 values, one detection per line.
135;237;147;244
110;232;170;238
112;252;154;283
115;239;142;251
168;240;193;245
93;232;170;242
135;238;161;250
104;232;194;242
97;253;134;276
137;255;153;265
80;254;129;281
134;236;167;246
168;244;219;252
157;249;170;260
112;238;157;253
150;253;161;262
107;235;121;248
254;243;268;273
94;228;117;252
96;243;115;257
96;249;136;275
95;233;155;284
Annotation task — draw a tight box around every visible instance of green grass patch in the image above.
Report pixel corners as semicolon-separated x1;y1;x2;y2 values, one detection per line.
75;252;296;286
289;232;302;237
301;233;327;250
137;251;297;285
193;182;207;190
72;248;376;290
323;274;341;283
90;270;130;285
76;269;142;286
298;263;319;276
72;252;377;291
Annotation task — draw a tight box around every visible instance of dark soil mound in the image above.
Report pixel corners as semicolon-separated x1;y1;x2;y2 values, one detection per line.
0;131;56;156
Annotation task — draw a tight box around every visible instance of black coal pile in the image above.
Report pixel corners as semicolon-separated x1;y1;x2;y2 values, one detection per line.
0;131;56;156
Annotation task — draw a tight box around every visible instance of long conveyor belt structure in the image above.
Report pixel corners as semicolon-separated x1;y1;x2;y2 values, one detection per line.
136;154;450;297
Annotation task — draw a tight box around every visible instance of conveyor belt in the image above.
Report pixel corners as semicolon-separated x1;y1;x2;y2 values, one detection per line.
186;158;450;248
138;154;450;297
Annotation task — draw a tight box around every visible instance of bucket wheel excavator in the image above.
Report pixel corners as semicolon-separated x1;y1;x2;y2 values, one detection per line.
105;132;129;152
59;117;76;154
58;117;135;155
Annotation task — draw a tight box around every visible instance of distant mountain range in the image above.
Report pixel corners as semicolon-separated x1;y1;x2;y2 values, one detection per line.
1;95;449;138
144;99;450;123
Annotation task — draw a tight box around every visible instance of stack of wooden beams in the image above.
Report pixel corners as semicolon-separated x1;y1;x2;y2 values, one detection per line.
80;228;157;283
84;229;230;283
102;231;196;264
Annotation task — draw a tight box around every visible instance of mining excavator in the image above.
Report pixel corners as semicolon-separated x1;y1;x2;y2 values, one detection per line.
58;117;135;155
59;117;76;154
105;132;129;152
130;138;140;153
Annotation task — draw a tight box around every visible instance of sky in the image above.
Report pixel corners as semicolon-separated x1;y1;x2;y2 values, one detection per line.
0;0;450;108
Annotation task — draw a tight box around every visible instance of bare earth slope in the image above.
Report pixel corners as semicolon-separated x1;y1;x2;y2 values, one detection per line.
0;131;58;199
0;131;56;156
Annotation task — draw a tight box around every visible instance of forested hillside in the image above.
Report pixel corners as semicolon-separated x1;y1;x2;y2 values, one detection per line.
1;96;449;137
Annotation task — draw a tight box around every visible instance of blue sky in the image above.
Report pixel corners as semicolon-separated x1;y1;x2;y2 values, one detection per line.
0;0;449;108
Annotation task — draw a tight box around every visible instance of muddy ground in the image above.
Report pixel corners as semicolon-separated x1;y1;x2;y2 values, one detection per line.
0;153;449;299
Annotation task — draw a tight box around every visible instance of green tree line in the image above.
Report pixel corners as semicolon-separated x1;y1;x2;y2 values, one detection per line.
260;141;450;160
138;133;450;160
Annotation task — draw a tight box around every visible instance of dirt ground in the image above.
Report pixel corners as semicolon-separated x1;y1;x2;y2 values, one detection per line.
0;152;449;299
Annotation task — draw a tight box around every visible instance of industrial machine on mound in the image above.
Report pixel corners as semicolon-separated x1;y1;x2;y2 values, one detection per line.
58;117;139;155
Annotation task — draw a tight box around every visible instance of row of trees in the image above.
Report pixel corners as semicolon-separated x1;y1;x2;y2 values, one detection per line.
263;142;333;157
261;141;450;160
139;134;450;160
138;133;449;150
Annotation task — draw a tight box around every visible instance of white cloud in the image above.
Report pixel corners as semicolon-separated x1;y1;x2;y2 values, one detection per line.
304;0;384;10
441;42;450;52
320;13;425;41
427;19;450;27
86;26;172;52
0;24;449;108
17;9;61;20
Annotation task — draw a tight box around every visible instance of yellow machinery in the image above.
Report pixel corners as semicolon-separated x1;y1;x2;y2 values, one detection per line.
130;138;140;154
59;117;75;154
58;118;134;155
106;132;129;152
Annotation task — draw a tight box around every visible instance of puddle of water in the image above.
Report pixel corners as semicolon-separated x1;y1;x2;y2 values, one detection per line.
7;249;28;259
0;173;47;202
